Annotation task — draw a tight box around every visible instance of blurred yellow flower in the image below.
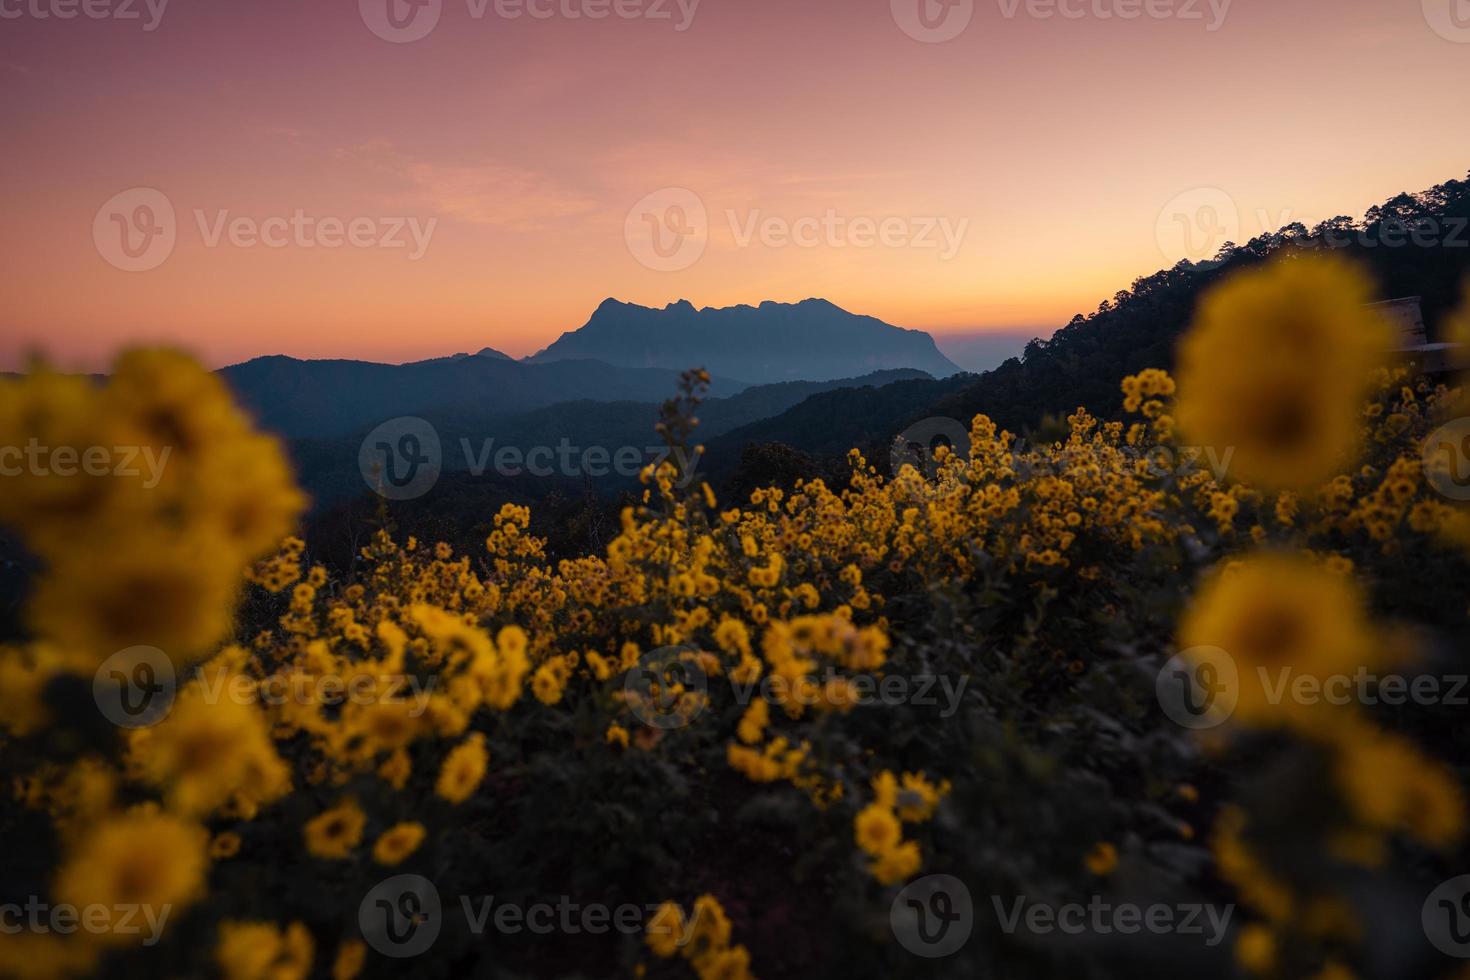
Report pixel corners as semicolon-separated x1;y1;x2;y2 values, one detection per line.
303;799;366;859
436;733;489;804
372;821;427;865
53;808;208;946
1176;255;1390;492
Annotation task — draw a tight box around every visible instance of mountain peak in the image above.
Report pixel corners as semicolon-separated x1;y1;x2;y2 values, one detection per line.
531;298;961;384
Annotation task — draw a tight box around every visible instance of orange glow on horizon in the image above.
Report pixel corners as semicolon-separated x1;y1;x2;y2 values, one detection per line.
2;0;1468;370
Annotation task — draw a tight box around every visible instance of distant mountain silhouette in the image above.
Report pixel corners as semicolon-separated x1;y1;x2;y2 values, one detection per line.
395;347;515;367
219;355;748;439
527;298;961;383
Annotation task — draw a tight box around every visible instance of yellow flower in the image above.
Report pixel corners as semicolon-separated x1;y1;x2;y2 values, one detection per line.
303;799;366;859
53;808;208;946
694;944;754;980
854;803;902;857
605;723;630;749
131;685;289;817
531;663;565;705
1330;718;1463;848
332;940;366;980
1175;255;1390;491
0;933;99;980
378;748;412;789
436;733;489;804
868;840;922;885
645;901;686;958
895;772;945;822
215;921;314;980
28;529;242;663
210;831;243;860
735;699;769;745
1084;841;1118;876
1235;923;1276;974
1177;553;1378;729
373;822;427;865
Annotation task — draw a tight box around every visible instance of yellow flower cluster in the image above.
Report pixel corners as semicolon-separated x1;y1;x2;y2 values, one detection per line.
645;894;754;980
0;258;1466;978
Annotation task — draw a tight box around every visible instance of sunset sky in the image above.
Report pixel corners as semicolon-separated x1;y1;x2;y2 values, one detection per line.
3;0;1468;370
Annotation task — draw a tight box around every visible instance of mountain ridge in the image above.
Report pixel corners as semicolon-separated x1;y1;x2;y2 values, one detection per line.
527;297;961;383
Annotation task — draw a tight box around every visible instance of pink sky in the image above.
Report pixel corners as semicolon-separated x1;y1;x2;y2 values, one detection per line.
2;0;1468;370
